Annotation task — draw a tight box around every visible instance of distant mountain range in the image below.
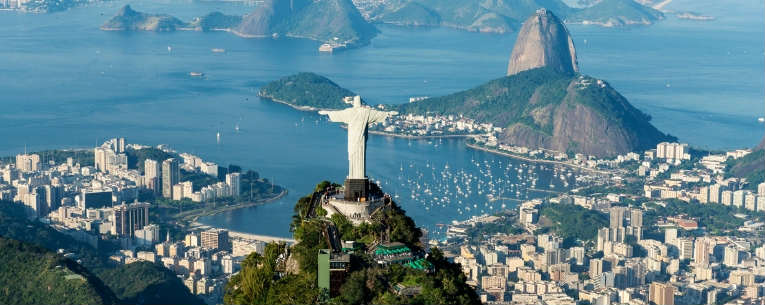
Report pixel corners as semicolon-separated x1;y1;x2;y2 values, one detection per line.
356;0;663;32
101;1;378;48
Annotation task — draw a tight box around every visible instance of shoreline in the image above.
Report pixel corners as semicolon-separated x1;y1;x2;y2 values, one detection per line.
258;94;339;112
181;188;288;224
367;128;478;140
464;142;612;175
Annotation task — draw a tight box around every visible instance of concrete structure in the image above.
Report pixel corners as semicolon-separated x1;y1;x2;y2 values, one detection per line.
226;173;240;198
201;229;230;251
15;153;40;172
162;158;180;199
144;159;161;194
318;249;350;297
649;282;675;305
111;201;150;237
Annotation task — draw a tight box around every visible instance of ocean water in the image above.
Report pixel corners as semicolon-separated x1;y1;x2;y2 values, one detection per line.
0;0;762;237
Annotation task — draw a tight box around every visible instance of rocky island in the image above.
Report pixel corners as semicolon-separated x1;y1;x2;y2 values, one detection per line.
101;0;378;51
100;5;189;31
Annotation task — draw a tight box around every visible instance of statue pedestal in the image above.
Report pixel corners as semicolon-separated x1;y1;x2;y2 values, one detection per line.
344;178;369;201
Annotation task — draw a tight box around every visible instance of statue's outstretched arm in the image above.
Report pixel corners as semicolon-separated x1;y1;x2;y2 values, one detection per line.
368;110;398;124
319;108;355;123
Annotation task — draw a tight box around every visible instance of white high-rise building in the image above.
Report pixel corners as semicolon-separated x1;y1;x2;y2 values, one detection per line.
732;190;745;208
724;246;739;266
709;184;721;203
678;239;694;260
656;143;667;159
655;142;689;161
665;228;677;244
144;159;161;193
693;238;710;266
721;190;733;206
15;153;40;172
226;172;241;198
745;193;757;211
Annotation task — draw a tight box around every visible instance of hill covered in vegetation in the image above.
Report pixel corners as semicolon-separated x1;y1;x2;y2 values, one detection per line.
258;72;357;110
396;67;674;157
0;202;204;305
0;237;117;305
224;181;480;304
726;137;765;189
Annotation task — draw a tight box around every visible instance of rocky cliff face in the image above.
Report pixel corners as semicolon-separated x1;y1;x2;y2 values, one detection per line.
507;9;578;76
499;76;672;156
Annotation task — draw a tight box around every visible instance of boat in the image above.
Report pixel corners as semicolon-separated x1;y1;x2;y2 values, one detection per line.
211;48;225;53
189;72;204;77
216;131;221;144
759;117;765;123
318;43;334;53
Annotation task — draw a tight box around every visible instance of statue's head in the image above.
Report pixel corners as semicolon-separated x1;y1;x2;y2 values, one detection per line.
352;95;362;108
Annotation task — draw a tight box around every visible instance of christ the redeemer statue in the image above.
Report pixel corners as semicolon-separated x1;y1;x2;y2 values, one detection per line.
319;96;397;180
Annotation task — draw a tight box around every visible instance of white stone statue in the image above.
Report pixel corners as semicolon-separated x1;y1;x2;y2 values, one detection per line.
320;96;397;179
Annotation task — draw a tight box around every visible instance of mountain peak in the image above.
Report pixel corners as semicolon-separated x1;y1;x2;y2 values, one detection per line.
507;9;578;76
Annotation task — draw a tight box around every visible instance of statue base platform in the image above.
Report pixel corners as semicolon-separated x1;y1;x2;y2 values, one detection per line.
323;193;385;225
344;178;369;201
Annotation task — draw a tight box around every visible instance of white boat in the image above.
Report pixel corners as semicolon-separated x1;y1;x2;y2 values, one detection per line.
190;72;204;77
211;48;225;53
